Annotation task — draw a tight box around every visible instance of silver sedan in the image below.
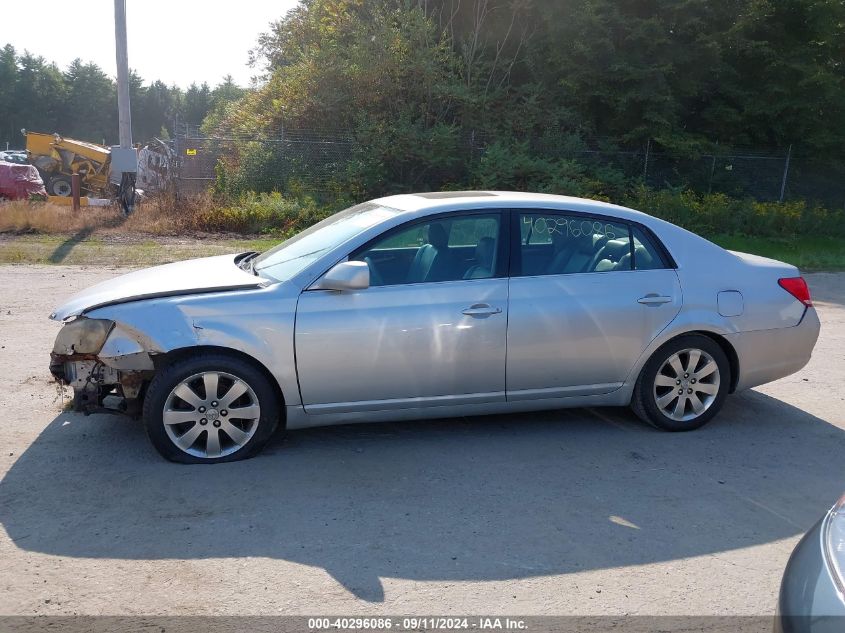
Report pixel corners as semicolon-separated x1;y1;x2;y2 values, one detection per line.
48;192;820;463
776;494;845;632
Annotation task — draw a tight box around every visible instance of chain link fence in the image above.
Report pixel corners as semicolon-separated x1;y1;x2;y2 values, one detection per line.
172;124;355;197
171;124;845;208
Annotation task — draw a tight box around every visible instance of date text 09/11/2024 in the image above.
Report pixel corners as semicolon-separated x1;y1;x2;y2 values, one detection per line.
307;617;528;630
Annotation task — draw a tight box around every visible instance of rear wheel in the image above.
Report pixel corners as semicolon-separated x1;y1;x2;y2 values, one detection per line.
631;335;729;431
143;353;280;463
48;176;72;197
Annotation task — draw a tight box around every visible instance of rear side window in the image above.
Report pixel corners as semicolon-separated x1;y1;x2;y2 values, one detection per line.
517;212;630;276
514;212;671;275
631;226;670;270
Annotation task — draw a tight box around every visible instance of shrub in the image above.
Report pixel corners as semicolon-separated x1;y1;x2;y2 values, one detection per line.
470;141;632;200
624;187;845;239
195;191;332;236
3;178;840;242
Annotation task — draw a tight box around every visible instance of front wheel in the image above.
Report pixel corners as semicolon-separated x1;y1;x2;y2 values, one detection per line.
631;335;730;431
143;353;280;463
48;176;72;197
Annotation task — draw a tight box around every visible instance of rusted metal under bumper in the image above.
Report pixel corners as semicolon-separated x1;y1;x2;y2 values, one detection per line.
50;353;152;416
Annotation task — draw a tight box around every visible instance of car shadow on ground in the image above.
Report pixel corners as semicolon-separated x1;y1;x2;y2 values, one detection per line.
1;391;844;602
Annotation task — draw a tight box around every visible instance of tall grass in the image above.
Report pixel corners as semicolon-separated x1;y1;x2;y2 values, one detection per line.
0;191;333;237
0;200;121;234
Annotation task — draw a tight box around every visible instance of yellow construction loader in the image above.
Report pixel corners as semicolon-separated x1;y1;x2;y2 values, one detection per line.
23;131;113;197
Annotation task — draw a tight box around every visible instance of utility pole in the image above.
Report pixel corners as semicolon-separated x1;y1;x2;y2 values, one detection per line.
113;0;137;213
114;0;132;149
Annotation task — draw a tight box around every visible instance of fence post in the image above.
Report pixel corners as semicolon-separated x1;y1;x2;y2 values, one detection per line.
707;142;719;194
779;144;793;203
643;138;651;183
173;117;181;200
71;172;81;212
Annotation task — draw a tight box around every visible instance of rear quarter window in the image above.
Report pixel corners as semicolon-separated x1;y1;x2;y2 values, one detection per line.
631;226;671;270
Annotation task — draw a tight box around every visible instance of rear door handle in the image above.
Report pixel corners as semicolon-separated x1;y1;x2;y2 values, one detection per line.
462;303;502;317
638;295;673;305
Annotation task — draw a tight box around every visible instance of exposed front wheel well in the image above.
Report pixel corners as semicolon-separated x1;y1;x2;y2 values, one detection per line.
151;345;287;426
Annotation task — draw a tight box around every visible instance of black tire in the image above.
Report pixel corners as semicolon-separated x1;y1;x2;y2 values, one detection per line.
631;334;730;432
143;353;280;464
48;176;72;197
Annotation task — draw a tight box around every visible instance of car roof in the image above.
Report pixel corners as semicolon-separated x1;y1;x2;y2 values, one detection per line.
366;190;732;272
373;191;654;224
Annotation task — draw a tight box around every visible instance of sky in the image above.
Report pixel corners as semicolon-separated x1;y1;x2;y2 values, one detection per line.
0;0;300;88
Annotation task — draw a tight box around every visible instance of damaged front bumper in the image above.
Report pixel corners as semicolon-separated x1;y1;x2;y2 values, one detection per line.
50;318;155;416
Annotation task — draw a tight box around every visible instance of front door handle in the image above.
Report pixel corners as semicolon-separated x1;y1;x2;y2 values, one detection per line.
462;303;502;317
638;295;673;305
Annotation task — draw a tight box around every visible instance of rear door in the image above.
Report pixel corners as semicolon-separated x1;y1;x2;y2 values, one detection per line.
506;210;682;401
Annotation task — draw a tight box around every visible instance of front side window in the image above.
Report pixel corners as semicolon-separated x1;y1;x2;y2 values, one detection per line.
353;213;502;287
517;212;631;276
255;202;402;281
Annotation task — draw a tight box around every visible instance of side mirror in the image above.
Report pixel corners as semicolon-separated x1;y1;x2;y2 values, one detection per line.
314;260;370;291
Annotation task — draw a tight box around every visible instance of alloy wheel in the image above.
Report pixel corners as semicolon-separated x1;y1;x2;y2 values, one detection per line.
162;371;261;459
652;348;721;422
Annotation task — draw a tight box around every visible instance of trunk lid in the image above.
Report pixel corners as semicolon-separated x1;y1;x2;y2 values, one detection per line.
728;250;799;276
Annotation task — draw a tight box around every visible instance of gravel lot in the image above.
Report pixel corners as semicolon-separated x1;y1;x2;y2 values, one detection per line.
0;264;843;617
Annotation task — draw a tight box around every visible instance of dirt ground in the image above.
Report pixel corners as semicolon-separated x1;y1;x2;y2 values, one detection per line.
0;264;843;617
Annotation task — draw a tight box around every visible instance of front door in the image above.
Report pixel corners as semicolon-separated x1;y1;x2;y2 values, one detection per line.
295;211;509;413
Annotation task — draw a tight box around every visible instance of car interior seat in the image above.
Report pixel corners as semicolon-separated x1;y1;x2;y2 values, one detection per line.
588;239;631;272
406;223;456;283
363;256;385;286
463;236;496;279
547;233;609;275
616;244;655;271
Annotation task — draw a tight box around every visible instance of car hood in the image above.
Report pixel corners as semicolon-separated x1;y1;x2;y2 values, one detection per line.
50;254;265;321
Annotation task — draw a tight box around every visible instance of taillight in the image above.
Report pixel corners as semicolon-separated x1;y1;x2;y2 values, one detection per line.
778;277;813;306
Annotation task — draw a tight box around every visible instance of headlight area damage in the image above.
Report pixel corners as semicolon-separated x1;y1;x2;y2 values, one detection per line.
50;317;156;416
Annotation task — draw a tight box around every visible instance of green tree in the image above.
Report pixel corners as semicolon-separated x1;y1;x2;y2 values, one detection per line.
201;75;247;134
62;58;116;142
14;52;66;138
700;0;845;151
136;80;182;141
216;0;466;193
0;44;19;145
184;82;212;125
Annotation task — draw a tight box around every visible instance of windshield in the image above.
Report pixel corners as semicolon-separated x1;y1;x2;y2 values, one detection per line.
254;202;402;281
